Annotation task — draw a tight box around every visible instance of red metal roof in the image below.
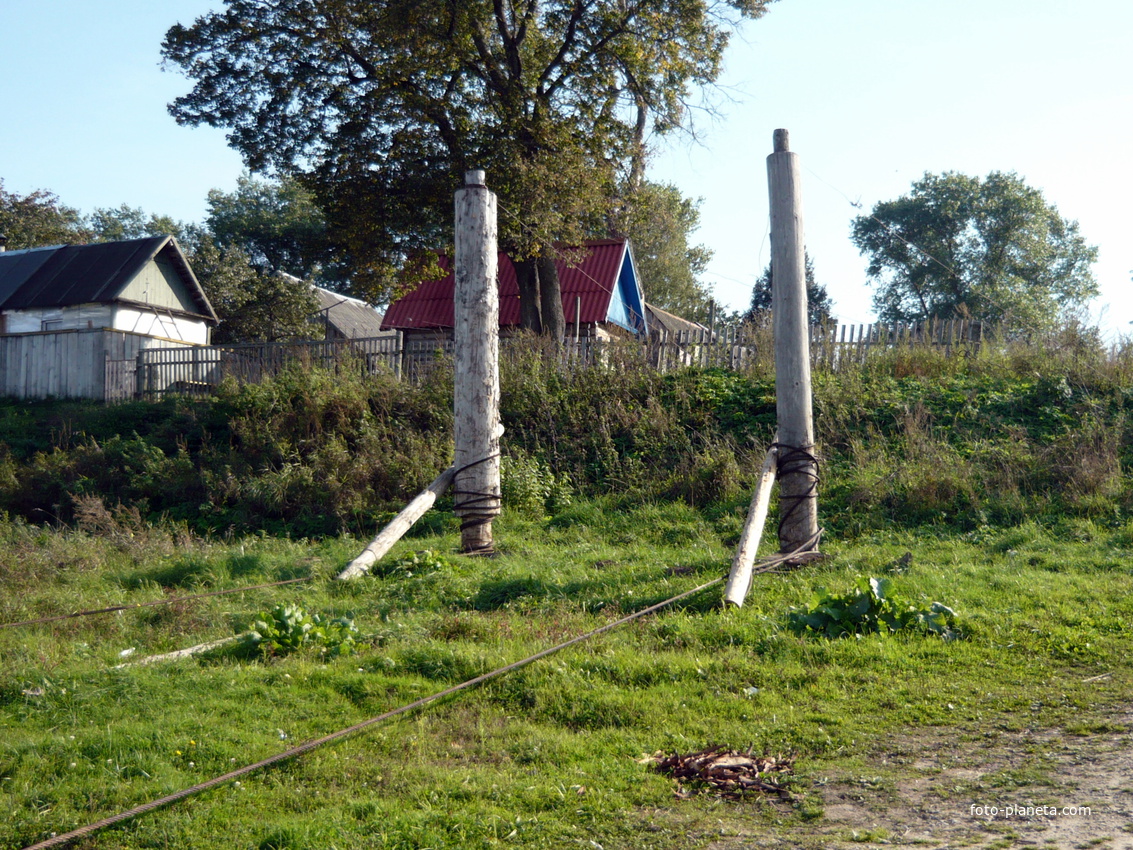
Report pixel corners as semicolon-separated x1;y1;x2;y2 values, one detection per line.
382;239;630;330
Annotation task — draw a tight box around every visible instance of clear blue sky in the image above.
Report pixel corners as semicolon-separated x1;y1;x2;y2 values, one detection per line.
2;1;1129;332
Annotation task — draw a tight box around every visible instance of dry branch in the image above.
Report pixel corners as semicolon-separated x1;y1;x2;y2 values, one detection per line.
649;746;793;799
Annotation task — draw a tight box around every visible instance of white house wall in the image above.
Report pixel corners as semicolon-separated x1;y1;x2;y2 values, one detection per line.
1;303;208;344
111;305;209;344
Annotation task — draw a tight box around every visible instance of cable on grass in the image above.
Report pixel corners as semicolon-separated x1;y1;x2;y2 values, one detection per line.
20;542;819;850
0;577;315;631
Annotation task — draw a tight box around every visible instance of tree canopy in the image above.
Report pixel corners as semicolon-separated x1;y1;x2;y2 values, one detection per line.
162;0;773;331
851;171;1098;333
187;238;320;344
87;204;187;243
205;174;338;284
0;180;89;249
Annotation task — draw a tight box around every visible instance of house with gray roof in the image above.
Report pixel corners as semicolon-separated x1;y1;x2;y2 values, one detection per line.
0;235;217;400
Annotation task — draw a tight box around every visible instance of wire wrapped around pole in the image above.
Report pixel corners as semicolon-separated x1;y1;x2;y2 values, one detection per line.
449;453;502;554
771;443;819;535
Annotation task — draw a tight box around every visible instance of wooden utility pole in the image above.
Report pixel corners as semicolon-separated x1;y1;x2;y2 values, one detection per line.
767;129;819;555
453;170;502;553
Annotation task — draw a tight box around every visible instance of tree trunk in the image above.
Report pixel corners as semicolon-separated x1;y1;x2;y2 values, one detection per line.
537;253;566;342
515;257;542;333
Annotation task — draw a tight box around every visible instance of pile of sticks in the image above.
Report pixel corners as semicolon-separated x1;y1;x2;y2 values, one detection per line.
649;746;794;799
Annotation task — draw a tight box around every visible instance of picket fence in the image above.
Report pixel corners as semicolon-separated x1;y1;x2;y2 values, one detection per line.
111;319;984;401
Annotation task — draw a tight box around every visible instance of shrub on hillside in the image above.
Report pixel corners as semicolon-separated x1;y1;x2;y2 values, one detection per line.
0;322;1131;537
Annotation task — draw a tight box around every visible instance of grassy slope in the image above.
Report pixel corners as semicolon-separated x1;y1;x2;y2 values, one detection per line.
4;334;1133;847
1;501;1131;849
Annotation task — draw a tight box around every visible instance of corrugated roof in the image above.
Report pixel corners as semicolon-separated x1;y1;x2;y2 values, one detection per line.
0;237;217;321
382;239;643;332
313;286;386;338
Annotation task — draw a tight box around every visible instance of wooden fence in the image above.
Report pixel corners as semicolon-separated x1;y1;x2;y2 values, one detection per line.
133;334;403;399
640;318;984;373
111;318;985;401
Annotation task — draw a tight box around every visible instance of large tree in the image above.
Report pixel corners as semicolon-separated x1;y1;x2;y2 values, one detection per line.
851;171;1098;333
162;0;773;332
0;180;90;249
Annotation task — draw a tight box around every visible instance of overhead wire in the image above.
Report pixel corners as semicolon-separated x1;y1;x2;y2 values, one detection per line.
506;165;963;327
802;163;964;284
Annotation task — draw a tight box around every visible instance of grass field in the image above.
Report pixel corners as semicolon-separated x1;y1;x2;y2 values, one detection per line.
2;499;1132;849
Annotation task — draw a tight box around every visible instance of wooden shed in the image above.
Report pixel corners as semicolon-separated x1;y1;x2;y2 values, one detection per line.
0;236;217;399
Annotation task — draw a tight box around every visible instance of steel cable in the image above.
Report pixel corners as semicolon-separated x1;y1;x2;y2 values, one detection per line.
0;577;315;631
20;542;818;850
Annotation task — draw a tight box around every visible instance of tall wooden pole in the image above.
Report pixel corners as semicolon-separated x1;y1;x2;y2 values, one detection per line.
454;170;502;553
767;129;819;555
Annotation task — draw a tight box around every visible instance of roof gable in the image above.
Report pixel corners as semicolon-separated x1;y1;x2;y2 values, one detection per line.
382;239;647;335
0;237;217;322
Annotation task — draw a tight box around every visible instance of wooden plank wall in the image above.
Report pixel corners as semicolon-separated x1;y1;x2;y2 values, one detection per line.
0;329;200;401
0;329;105;399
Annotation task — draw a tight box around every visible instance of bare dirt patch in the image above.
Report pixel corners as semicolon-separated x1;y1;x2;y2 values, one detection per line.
701;708;1133;849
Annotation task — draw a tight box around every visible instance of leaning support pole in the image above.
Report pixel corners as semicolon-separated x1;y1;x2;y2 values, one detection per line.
453;169;502;553
336;466;457;580
723;446;779;607
113;637;240;668
767;129;820;556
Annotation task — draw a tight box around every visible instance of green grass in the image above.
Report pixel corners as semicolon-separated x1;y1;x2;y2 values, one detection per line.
2;502;1132;848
